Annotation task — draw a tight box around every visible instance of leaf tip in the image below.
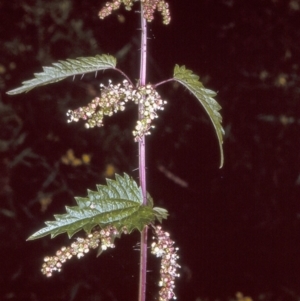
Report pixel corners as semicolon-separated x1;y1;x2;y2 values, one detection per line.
26;235;36;241
219;158;224;168
6;88;19;95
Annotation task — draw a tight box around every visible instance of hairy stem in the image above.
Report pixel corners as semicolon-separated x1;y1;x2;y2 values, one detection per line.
138;3;148;301
114;67;133;85
154;78;174;88
139;5;147;205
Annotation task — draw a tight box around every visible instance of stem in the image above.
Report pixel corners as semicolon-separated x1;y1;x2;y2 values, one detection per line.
154;78;174;88
138;3;148;301
139;4;147;204
114;67;134;85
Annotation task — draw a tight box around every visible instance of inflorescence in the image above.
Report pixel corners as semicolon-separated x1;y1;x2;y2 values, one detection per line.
41;224;179;301
151;225;180;301
99;0;171;24
41;226;119;277
66;80;167;142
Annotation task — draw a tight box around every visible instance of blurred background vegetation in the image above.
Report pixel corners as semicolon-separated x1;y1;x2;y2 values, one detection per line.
1;0;300;300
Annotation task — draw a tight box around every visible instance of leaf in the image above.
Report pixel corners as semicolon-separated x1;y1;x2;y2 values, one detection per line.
153;207;169;223
7;54;117;95
173;65;225;167
27;174;163;240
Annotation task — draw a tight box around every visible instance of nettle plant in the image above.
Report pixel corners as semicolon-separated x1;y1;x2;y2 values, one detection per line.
7;1;224;301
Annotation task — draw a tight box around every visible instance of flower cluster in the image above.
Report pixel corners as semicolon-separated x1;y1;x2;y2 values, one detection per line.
41;226;119;277
67;80;133;129
151;225;180;301
132;84;167;141
141;0;170;24
98;0;170;24
98;0;135;19
66;80;167;141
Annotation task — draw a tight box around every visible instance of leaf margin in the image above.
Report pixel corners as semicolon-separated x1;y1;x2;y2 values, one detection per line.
7;54;117;95
173;64;224;167
27;173;167;241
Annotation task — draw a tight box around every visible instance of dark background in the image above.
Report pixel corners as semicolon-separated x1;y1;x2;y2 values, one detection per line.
1;0;300;300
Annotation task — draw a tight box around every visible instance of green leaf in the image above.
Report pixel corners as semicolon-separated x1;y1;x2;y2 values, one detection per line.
173;65;225;167
7;54;116;95
27;174;161;240
153;207;169;223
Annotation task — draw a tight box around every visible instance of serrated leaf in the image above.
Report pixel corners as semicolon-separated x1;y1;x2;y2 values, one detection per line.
27;174;156;240
153;207;169;223
173;65;224;167
7;54;116;95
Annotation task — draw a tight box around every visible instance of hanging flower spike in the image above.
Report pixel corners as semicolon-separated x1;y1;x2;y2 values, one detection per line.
157;0;171;24
98;0;136;19
151;225;180;301
67;80;166;141
66;79;134;129
41;226;120;277
141;0;171;24
99;0;170;24
141;0;159;22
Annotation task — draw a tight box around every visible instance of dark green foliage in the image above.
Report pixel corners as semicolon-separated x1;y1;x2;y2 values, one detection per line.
173;65;224;167
27;174;168;240
7;54;117;95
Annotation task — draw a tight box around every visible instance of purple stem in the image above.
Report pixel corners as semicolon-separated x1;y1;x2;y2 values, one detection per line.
113;67;134;85
154;78;174;88
138;3;148;301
